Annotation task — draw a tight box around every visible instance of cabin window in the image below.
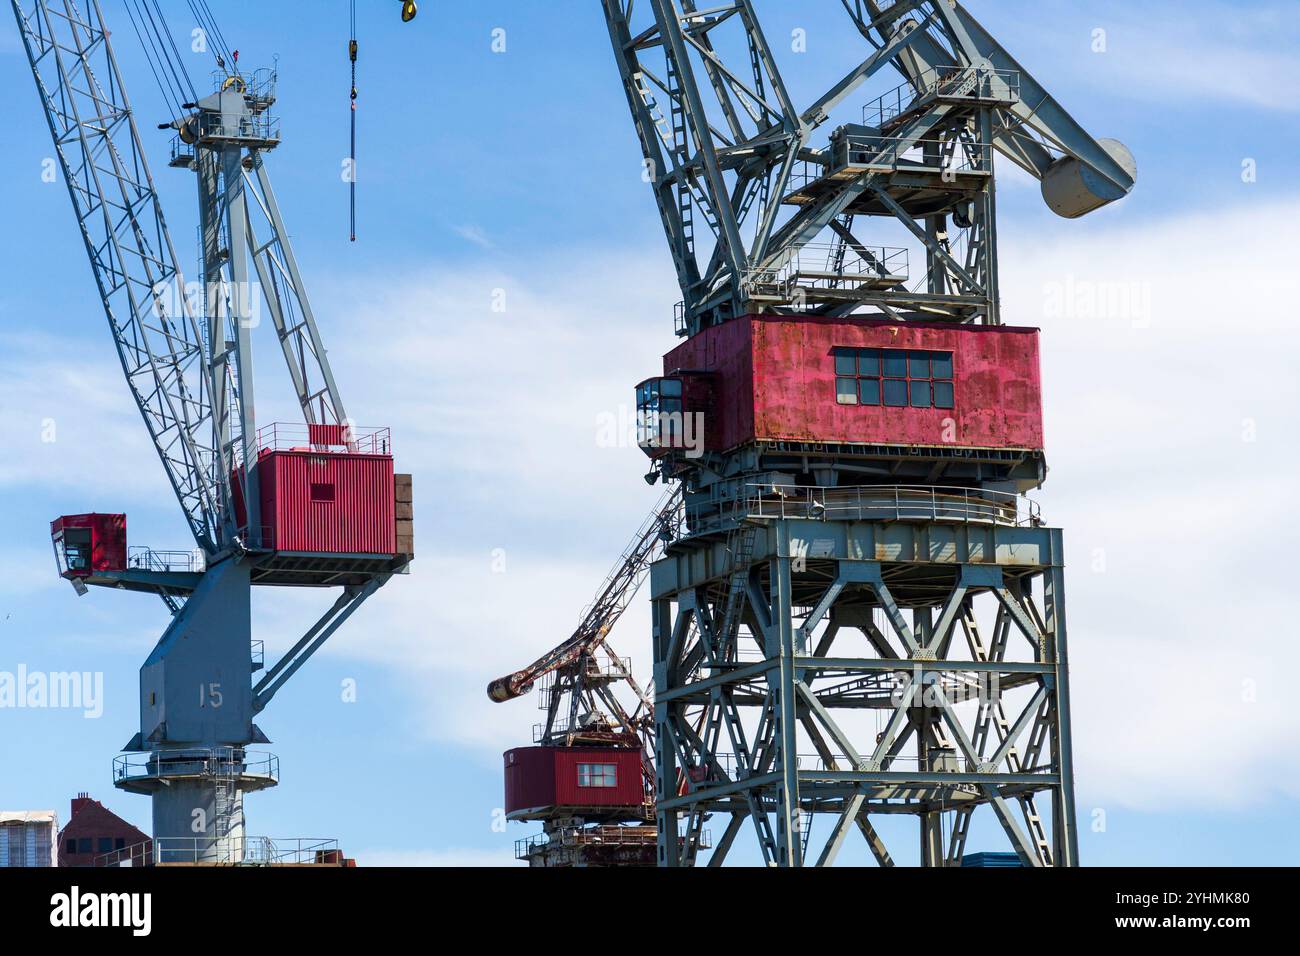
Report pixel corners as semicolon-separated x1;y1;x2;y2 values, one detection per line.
834;347;954;409
61;528;93;573
577;762;618;788
310;482;336;503
636;378;684;449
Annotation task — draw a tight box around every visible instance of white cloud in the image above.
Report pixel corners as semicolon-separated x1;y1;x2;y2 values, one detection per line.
0;332;165;502
1000;196;1300;809
452;224;495;250
240;247;676;759
10;190;1298;817
1006;0;1300;113
310;196;1300;814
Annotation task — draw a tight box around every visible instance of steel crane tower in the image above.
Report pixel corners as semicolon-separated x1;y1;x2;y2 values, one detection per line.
589;0;1135;866
15;0;413;863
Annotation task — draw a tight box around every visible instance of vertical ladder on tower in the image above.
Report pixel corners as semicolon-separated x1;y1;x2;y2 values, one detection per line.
828;214;856;287
210;747;239;858
665;53;695;264
717;521;759;655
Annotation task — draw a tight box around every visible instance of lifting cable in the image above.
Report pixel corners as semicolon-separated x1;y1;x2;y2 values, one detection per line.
124;0;196;121
349;1;419;242
188;0;237;77
349;0;359;242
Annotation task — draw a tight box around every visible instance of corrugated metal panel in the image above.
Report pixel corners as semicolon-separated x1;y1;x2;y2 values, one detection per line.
307;423;349;446
504;747;643;816
503;747;557;817
259;451;395;555
664;319;754;452
662;315;1043;453
552;748;644;808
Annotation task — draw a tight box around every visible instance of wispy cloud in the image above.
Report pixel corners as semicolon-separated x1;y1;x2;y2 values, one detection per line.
991;0;1300;113
0;331;167;503
1001;195;1300;808
452;224;495;250
315;197;1300;814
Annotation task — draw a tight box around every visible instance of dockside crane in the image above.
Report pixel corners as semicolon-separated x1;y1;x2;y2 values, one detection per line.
15;0;415;863
491;487;682;867
500;0;1135;867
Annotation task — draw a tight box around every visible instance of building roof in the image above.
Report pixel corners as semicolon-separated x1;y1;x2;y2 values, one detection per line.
0;811;58;825
60;795;148;841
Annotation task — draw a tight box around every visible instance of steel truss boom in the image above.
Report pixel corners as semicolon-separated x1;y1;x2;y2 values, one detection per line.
12;0;224;553
487;485;682;705
601;0;1135;334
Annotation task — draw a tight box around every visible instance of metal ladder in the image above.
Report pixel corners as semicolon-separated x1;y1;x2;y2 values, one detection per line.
666;53;695;262
210;747;240;861
717;521;759;655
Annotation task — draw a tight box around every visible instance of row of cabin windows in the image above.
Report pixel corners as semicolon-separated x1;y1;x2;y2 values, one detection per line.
66;836;127;855
577;763;618;788
834;347;955;409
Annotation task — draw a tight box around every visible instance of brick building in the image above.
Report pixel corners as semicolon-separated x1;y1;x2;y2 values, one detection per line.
58;793;149;867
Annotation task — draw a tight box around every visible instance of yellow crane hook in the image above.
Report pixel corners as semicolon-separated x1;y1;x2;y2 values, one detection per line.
401;1;417;22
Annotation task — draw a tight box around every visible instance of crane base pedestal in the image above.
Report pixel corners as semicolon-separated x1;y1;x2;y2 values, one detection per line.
650;504;1078;867
114;748;279;864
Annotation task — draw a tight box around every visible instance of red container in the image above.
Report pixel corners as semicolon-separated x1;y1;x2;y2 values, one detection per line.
50;514;126;578
662;315;1044;454
257;449;395;555
504;747;645;820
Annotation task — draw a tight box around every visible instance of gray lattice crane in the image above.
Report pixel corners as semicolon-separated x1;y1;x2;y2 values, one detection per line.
593;0;1136;867
15;0;414;863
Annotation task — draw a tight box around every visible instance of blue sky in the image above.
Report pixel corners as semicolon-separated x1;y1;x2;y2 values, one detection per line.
1;0;1298;866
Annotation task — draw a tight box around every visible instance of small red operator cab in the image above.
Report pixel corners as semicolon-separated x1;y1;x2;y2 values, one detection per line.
50;514;126;579
503;746;646;822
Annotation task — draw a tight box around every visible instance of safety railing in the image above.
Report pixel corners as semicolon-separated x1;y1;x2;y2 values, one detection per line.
113;749;279;786
864;66;1021;128
841;132;992;175
535;657;634;711
250;639;265;670
692;484;1040;532
128;546;205;574
788;133;993;195
516;824;710;860
531;714;627;742
95;836;339;867
254;422;393;456
744;244;909;299
692;750;1052;780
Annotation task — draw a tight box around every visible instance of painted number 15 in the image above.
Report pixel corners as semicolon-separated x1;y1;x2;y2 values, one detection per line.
199;682;223;708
